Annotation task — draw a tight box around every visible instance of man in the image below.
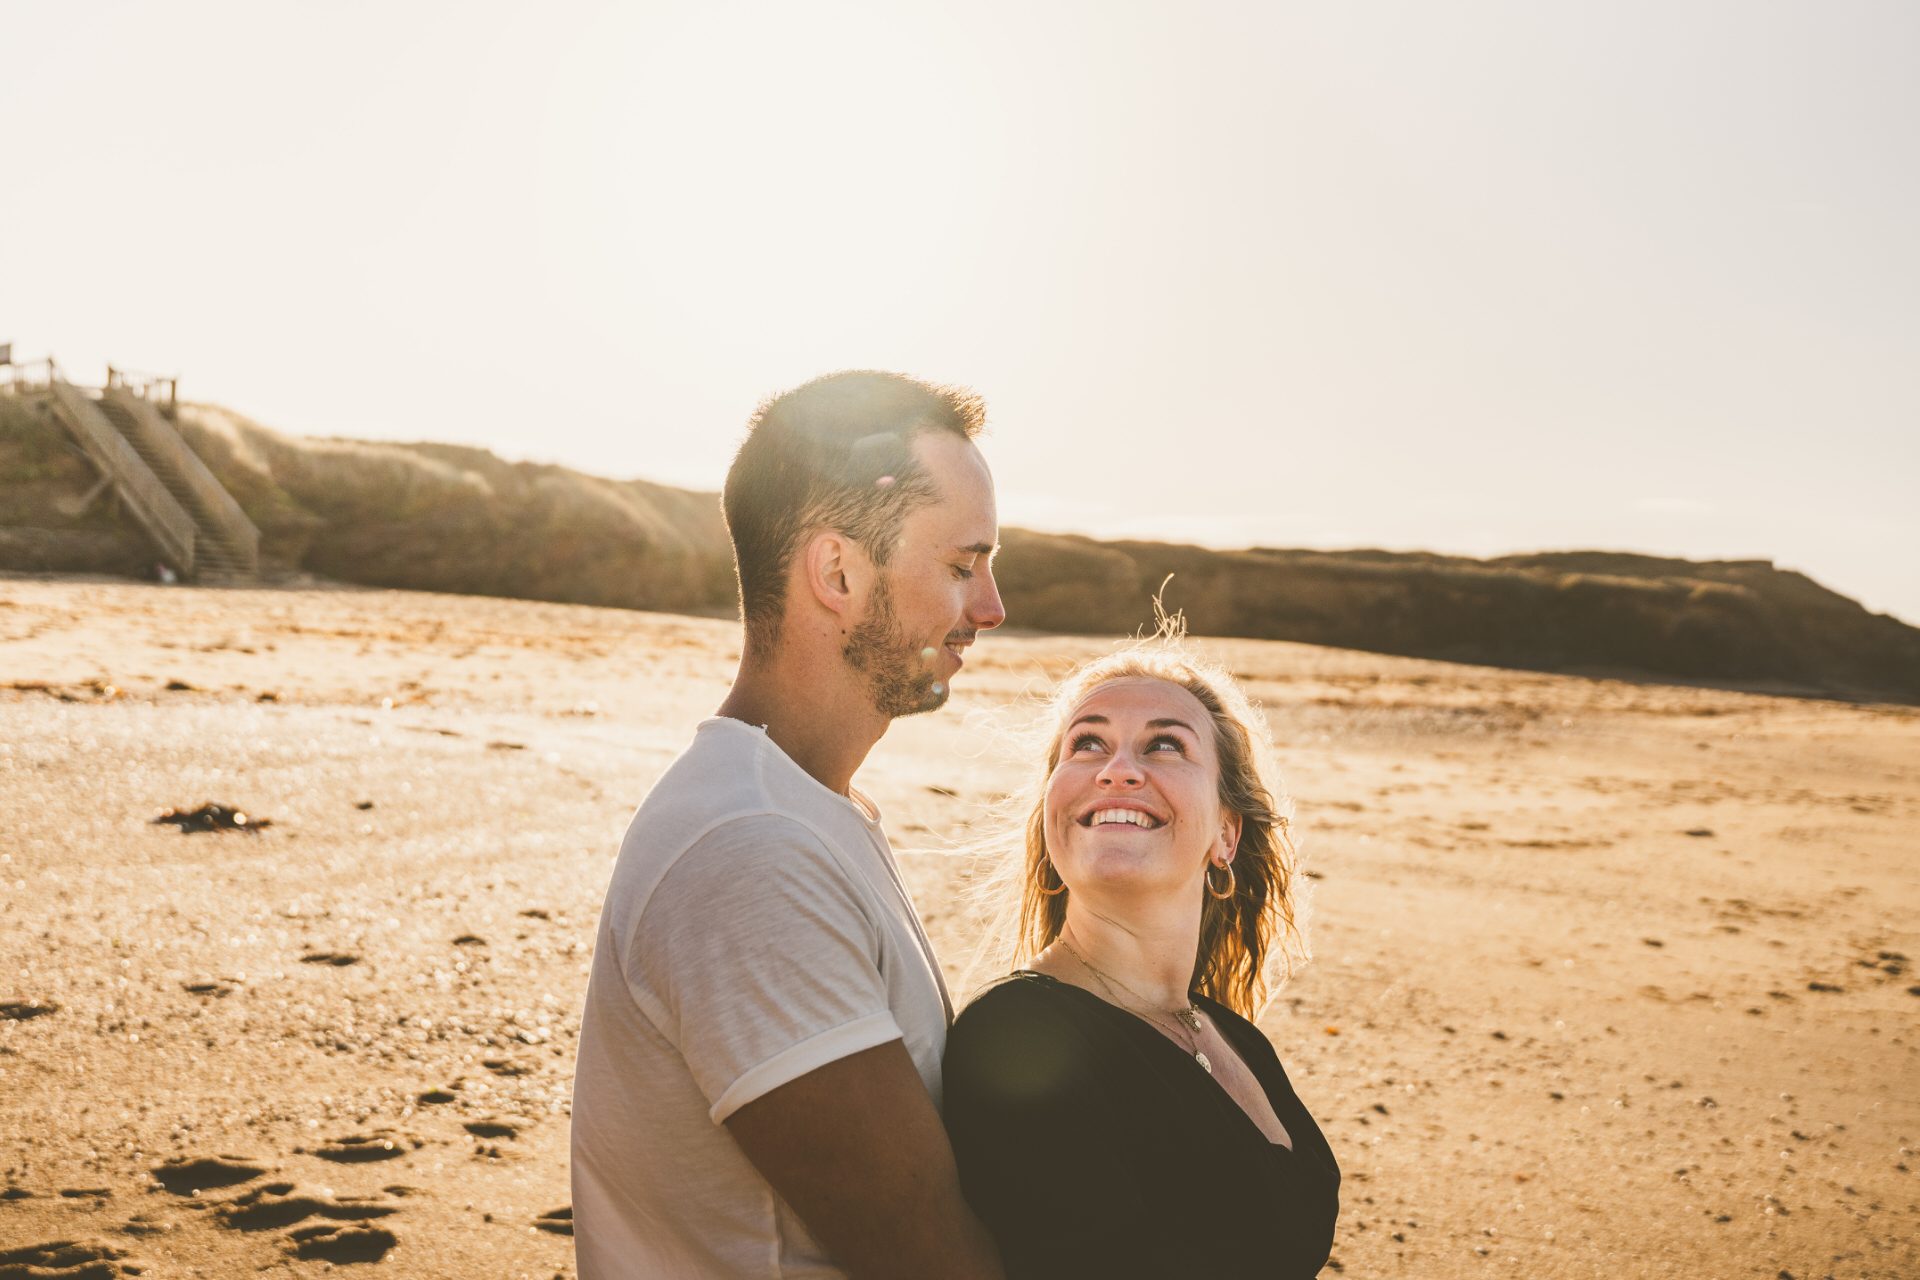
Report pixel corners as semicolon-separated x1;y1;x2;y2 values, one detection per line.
572;371;1008;1278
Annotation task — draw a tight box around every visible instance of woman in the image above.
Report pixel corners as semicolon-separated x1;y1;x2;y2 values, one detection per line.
943;642;1339;1278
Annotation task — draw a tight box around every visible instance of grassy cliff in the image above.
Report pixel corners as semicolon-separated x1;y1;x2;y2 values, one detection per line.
995;532;1920;701
4;397;1915;702
173;405;736;613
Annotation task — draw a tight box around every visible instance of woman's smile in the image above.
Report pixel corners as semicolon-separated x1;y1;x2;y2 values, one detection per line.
1078;799;1166;829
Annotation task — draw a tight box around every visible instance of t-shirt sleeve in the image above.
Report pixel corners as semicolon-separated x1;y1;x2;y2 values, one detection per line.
623;813;904;1123
942;983;1165;1279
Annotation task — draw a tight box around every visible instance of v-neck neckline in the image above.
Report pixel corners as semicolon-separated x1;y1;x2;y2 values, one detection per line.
1008;970;1296;1152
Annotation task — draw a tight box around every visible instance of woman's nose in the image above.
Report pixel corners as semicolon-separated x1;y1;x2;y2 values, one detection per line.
1096;751;1143;787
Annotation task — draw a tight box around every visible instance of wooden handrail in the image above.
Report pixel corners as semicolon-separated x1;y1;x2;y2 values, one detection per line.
106;364;179;413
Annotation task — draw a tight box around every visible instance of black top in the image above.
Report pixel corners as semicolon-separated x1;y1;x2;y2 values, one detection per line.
942;972;1340;1280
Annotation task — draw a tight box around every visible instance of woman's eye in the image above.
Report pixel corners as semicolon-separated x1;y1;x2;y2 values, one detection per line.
1148;735;1186;754
1069;734;1106;753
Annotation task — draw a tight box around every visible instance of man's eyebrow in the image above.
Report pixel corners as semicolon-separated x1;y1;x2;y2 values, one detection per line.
954;542;997;557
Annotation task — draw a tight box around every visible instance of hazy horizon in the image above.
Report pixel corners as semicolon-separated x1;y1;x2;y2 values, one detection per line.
4;1;1915;624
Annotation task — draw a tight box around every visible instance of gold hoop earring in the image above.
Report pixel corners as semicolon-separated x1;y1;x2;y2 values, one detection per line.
1205;860;1235;900
1039;858;1068;897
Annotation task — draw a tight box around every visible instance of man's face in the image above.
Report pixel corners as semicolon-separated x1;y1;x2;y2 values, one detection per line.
843;432;1006;718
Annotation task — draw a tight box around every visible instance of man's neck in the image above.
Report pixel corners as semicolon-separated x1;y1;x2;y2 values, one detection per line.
716;648;888;797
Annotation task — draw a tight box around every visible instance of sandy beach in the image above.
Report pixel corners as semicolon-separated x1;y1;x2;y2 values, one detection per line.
2;576;1915;1278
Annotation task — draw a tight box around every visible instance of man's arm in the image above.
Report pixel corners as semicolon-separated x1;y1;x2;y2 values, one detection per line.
726;1040;1005;1280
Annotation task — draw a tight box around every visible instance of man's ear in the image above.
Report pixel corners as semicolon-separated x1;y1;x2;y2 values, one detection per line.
800;530;872;622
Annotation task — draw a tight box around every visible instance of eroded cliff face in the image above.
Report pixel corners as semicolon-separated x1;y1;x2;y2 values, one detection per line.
5;396;1916;702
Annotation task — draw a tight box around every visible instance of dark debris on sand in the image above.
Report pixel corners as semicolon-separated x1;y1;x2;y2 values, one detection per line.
152;804;271;834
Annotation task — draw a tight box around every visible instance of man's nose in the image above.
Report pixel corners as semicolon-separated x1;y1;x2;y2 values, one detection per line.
971;564;1007;632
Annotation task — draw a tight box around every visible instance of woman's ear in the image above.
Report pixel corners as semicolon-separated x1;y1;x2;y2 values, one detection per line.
1217;811;1243;865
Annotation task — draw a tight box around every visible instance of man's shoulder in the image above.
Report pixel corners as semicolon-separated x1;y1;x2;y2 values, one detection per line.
634;719;772;817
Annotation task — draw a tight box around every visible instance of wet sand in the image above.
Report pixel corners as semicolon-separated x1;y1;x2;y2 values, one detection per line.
1;577;1915;1278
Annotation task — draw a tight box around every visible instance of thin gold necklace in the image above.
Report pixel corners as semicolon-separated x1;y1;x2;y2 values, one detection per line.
1057;937;1213;1074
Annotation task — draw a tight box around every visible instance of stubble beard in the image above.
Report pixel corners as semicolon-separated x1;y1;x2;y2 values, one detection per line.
843;573;948;719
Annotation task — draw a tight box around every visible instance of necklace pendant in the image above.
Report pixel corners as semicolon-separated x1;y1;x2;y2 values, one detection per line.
1178;1007;1203;1033
1195;1051;1213;1074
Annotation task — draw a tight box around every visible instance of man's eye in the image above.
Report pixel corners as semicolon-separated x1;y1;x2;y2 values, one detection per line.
951;564;975;580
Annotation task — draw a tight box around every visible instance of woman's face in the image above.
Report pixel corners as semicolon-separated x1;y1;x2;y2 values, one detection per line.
1043;677;1238;901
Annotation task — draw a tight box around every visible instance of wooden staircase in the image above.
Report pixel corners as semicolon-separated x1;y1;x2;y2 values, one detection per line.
19;365;260;582
95;389;259;579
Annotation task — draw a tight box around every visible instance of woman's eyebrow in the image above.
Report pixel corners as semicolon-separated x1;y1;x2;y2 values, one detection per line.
1065;715;1197;735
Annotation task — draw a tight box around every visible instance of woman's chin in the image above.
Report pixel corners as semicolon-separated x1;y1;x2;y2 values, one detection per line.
1058;855;1196;903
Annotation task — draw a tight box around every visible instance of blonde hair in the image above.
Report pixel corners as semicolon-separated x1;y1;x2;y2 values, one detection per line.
962;628;1309;1019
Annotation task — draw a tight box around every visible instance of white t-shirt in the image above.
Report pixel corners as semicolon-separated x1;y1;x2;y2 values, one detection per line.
571;717;953;1279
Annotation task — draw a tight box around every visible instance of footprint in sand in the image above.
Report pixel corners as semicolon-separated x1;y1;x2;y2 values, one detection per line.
481;1057;534;1077
181;981;234;997
0;999;59;1021
151;1156;265;1196
286;1224;399;1264
0;1239;146;1279
461;1119;520;1140
534;1206;573;1236
299;952;360;967
307;1132;419;1163
215;1183;401;1233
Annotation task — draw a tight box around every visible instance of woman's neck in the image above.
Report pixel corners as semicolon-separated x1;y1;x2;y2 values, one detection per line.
1052;900;1202;1011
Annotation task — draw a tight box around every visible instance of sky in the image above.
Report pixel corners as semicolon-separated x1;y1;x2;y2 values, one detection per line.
4;0;1916;623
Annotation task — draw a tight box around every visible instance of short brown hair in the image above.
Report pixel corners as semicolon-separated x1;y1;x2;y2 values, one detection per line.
723;370;986;649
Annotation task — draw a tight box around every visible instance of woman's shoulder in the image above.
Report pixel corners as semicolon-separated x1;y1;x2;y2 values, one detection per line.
951;971;1081;1038
945;973;1104;1094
